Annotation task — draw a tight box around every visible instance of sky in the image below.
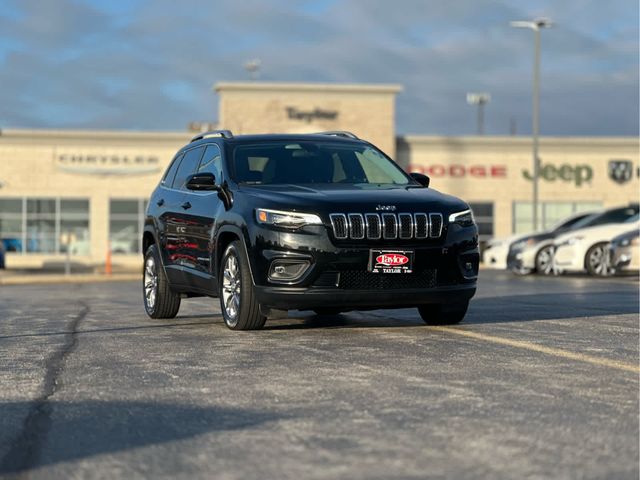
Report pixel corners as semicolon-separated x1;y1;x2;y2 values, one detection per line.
0;0;638;136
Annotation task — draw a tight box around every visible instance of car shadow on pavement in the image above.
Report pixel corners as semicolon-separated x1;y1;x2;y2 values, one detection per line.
263;290;639;330
0;400;283;474
264;313;424;330
464;291;639;325
0;320;221;341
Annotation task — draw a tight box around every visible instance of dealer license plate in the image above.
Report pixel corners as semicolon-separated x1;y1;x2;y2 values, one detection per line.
369;250;414;274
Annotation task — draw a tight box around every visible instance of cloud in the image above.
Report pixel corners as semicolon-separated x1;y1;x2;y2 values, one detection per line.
0;0;637;136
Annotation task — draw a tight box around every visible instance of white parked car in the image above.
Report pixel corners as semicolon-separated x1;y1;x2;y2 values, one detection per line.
482;234;528;269
554;214;640;276
484;211;595;270
508;205;639;275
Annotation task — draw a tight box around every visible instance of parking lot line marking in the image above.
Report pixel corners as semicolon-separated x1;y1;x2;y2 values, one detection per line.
430;326;640;373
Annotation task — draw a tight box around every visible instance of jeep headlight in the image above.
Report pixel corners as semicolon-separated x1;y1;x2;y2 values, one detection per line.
256;208;323;229
448;209;475;227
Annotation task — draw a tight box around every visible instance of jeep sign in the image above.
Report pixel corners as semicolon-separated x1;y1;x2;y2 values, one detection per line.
522;163;593;187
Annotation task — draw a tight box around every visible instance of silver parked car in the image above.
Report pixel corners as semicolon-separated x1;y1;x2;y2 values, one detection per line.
608;229;639;274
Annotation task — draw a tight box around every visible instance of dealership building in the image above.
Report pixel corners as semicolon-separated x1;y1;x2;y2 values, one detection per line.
0;82;638;269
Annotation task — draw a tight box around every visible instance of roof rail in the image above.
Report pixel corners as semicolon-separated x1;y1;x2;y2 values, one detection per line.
190;130;234;142
314;131;359;140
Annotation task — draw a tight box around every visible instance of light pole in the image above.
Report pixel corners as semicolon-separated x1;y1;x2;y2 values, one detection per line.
510;17;552;231
243;59;262;81
466;92;491;135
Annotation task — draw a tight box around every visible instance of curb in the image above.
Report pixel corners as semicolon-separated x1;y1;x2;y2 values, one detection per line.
0;273;141;286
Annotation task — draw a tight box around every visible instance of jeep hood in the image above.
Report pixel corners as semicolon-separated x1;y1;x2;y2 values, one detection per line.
238;184;469;213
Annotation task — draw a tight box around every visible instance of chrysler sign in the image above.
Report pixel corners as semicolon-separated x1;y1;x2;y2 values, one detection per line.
56;153;161;175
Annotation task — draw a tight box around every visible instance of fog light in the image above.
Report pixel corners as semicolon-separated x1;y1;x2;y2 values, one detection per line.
268;259;310;283
465;262;473;270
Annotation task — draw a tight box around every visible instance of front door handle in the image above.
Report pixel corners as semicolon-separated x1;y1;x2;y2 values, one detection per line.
156;198;165;207
181;201;192;210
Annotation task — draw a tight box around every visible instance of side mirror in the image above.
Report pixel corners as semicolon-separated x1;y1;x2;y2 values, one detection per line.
186;172;219;191
410;172;430;188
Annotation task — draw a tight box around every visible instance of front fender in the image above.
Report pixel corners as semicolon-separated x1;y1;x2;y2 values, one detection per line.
213;222;257;286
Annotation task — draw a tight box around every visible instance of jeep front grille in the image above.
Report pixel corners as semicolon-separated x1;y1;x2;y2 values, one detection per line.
329;212;443;240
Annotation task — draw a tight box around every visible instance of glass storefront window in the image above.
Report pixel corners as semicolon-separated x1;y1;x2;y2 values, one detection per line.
0;199;22;214
27;198;56;215
0;199;22;252
0;197;90;254
469;202;494;241
26;219;56;253
60;199;90;255
513;201;603;234
109;199;148;254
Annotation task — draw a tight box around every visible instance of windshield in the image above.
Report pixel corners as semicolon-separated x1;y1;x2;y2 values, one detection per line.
624;213;639;223
232;142;411;186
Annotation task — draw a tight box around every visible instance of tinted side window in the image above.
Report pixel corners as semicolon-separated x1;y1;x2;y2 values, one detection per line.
162;153;184;186
590;208;637;226
198;144;223;180
172;147;204;190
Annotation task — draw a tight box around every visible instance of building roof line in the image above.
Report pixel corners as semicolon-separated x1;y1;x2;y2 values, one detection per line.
398;134;640;146
0;129;192;141
214;81;403;94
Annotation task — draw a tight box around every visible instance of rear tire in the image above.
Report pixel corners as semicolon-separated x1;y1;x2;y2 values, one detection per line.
219;241;266;330
418;302;468;325
143;244;181;319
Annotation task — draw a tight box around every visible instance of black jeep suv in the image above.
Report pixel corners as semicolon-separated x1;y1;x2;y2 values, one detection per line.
142;130;479;330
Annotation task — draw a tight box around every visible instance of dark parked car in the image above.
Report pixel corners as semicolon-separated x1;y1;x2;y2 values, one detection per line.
142;131;479;330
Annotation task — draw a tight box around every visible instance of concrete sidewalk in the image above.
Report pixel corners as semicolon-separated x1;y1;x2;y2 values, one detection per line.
0;271;141;286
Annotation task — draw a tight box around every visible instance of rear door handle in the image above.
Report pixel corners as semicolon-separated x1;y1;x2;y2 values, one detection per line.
156;199;165;207
181;201;191;210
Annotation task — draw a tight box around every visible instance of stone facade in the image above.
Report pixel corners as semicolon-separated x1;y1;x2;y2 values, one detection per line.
0;130;189;268
398;135;639;237
216;82;401;157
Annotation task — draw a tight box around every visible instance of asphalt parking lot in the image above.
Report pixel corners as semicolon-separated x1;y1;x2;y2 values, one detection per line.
0;270;638;479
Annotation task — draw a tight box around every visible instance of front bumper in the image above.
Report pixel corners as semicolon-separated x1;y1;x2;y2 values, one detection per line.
247;222;479;310
506;244;541;271
482;243;509;269
255;283;476;310
609;244;636;270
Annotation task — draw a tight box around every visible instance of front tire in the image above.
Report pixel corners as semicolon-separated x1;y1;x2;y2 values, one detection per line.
219;241;266;330
585;242;612;276
535;245;557;275
418;302;469;325
143;245;181;319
